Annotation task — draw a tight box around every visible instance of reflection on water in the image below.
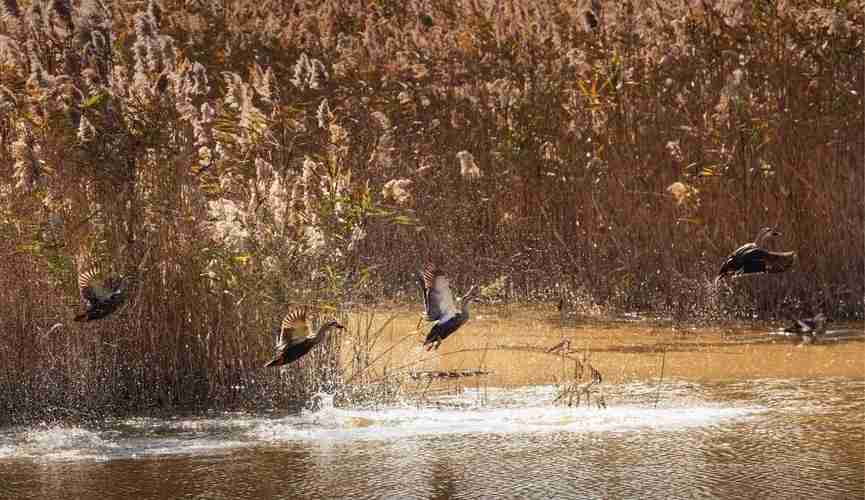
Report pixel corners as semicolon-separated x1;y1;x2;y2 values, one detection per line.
1;378;862;499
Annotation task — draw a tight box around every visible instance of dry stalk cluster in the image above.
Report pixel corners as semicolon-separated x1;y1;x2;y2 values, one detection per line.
0;0;861;423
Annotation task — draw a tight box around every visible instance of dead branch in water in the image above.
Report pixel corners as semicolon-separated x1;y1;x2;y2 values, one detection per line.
360;343;596;379
553;362;605;408
409;369;493;380
547;339;571;353
550;340;606;409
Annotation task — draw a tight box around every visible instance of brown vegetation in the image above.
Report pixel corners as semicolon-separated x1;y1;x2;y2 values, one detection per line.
0;0;861;424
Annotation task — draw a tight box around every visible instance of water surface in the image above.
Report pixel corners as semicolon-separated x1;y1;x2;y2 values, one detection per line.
2;314;863;499
1;377;862;499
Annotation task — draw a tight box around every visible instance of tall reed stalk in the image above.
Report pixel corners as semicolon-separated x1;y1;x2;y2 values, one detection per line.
0;0;860;423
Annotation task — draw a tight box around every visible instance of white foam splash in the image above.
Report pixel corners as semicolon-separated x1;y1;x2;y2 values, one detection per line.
0;384;761;463
249;394;758;444
7;426;120;462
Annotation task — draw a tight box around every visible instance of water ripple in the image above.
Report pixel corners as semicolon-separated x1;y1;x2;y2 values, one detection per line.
0;378;861;499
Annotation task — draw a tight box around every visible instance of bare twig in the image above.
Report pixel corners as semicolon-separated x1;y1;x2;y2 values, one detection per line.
654;347;667;408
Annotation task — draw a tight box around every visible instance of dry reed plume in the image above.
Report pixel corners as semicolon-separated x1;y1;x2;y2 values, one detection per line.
0;0;861;424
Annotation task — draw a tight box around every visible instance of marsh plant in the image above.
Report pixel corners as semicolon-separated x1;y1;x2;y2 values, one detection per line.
0;0;861;422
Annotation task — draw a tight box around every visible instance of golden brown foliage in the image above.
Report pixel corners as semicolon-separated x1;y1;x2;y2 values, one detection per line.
0;0;861;422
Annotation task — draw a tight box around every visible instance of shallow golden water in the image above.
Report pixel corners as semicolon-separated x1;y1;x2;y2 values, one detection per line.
345;305;865;388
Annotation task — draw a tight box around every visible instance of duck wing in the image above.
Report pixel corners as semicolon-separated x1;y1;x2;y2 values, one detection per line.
265;309;316;367
276;308;311;350
719;244;795;278
78;268;113;305
421;265;458;322
718;243;756;278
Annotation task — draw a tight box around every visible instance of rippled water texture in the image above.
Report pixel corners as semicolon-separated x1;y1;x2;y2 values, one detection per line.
1;376;862;499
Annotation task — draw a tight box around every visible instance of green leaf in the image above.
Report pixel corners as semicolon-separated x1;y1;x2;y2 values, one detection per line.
81;93;105;109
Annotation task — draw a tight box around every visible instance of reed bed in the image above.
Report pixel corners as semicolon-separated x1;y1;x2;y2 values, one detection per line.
0;0;861;423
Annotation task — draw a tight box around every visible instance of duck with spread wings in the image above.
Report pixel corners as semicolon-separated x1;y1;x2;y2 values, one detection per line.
74;266;129;322
417;264;477;351
717;227;796;282
265;308;345;367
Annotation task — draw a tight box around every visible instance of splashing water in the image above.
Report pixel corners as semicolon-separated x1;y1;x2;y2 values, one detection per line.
0;382;761;462
1;379;862;499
